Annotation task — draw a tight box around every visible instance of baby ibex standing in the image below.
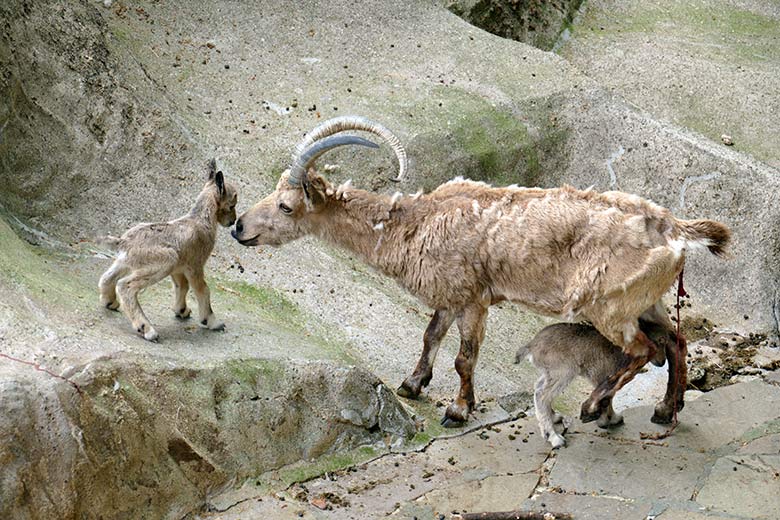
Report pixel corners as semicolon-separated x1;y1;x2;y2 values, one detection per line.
516;321;674;448
98;159;237;341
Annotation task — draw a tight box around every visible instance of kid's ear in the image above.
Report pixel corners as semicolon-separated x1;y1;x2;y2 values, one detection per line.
302;169;327;209
208;158;218;181
215;171;225;196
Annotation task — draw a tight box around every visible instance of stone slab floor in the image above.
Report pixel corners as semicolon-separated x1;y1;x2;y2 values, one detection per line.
200;375;780;520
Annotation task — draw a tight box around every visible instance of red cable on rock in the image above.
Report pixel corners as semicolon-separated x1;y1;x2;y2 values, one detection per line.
672;266;687;425
640;266;686;440
0;352;82;394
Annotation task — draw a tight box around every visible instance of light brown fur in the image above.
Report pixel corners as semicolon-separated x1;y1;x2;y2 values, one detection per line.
516;321;672;448
235;165;728;425
98;160;237;341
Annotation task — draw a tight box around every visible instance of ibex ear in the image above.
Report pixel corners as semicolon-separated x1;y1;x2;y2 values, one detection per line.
208;158;218;181
215;171;225;197
302;169;327;209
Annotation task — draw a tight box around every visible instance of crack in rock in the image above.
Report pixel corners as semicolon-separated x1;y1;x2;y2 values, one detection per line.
605;146;625;189
678;171;721;210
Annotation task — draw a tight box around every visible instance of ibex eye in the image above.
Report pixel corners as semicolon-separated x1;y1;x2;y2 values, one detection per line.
279;203;293;214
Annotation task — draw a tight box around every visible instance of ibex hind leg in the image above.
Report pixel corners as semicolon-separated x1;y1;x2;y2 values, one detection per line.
581;328;658;423
99;257;128;311
117;264;174;342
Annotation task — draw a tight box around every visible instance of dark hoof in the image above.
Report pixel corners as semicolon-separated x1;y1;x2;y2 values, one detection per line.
396;383;420;400
650;412;674;425
440;416;466;428
652;399;684;424
580;402;602;423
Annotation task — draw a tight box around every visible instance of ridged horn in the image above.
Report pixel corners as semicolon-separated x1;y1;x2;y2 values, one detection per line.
292;116;407;182
288;135;380;186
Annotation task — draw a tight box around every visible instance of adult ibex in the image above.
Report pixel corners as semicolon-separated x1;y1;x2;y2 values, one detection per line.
233;116;729;426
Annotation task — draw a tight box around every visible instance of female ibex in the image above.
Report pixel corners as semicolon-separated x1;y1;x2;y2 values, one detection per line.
233;116;729;427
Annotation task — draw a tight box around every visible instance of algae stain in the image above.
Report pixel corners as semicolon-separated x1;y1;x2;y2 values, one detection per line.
0;217;93;311
223;358;286;388
254;446;382;492
216;279;301;324
425;85;539;186
213;276;358;364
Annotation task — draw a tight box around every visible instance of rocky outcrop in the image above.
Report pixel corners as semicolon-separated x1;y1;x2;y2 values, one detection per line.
441;0;583;50
1;359;415;519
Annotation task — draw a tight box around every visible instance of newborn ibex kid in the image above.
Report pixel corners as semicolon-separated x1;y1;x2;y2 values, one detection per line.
98;159;237;341
516;321;672;448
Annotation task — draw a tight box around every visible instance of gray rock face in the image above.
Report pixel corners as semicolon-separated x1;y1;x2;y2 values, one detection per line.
3;0;775;333
201;380;780;519
1;0;780;518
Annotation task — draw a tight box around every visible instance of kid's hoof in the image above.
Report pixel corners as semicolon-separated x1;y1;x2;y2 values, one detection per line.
396;381;421;400
548;433;566;449
200;317;225;331
553;412;564;424
135;323;159;342
175;307;192;320
105;300;120;311
440;416;465;429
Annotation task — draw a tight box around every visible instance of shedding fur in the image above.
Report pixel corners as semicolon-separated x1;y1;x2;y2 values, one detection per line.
98;159;238;342
233;118;730;425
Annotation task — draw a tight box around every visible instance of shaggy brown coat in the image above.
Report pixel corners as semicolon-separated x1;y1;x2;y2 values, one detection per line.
235;168;728;425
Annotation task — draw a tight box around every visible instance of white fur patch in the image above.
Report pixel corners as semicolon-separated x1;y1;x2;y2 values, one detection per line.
390;192;402;206
472;200;481;215
669;236;711;258
622;322;638;345
373;222;385;231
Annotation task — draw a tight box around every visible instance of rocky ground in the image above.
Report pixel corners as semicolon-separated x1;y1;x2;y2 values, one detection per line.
1;0;780;518
201;376;780;520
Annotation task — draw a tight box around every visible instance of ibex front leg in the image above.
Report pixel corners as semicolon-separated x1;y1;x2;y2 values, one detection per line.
397;309;456;399
442;303;487;428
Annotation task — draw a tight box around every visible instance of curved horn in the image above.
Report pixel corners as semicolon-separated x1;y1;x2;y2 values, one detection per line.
288;135;380;186
293;116;408;182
